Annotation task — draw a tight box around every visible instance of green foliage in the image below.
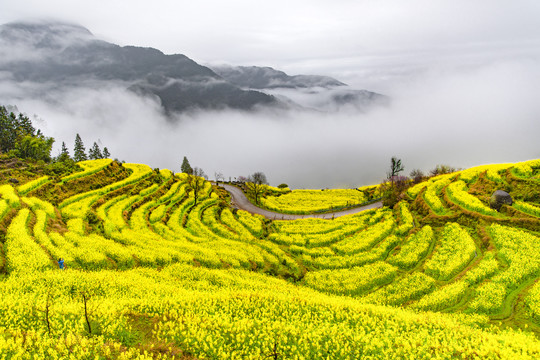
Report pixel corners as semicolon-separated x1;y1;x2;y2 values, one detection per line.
12;135;55;162
45;158;79;177
73;133;87;162
181;156;192;174
88;142;103;160
0;105;54;162
56;141;71;162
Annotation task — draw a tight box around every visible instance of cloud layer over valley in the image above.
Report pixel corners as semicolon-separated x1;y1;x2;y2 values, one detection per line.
0;1;539;188
1;56;538;189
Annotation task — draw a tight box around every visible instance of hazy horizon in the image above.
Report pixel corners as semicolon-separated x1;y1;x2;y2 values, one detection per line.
1;1;539;188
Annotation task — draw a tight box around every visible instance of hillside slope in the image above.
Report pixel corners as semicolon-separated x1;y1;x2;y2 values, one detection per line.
1;156;540;358
0;21;279;114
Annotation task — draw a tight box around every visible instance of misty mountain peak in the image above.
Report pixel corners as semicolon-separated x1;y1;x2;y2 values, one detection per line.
0;20;385;115
0;20;95;50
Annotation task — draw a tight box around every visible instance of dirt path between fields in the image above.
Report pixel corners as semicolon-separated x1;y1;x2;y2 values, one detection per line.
217;183;383;220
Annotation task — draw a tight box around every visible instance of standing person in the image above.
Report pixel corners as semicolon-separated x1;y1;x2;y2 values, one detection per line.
58;258;65;270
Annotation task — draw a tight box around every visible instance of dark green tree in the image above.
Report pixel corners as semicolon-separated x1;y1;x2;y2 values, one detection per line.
17;113;35;137
0;105;55;161
181;156;193;174
0;106;17;153
102;147;110;159
73;134;87;162
0;106;36;153
89;142;103;160
57;142;71;162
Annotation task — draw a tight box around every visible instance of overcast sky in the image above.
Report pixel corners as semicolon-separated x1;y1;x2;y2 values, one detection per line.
1;1;540;188
2;0;540;91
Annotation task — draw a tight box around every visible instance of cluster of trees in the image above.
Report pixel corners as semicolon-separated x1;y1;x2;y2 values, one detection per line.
0;105;112;164
0;106;54;161
68;134;111;162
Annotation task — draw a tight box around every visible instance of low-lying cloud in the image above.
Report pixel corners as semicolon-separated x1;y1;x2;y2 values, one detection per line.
1;57;539;189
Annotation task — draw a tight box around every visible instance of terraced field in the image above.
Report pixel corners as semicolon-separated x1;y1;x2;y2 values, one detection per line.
258;185;380;214
1;157;540;359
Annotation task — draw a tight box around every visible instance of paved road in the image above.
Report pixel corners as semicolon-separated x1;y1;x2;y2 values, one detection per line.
218;183;383;220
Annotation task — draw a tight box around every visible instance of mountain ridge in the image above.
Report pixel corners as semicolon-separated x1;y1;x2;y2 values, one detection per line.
0;20;386;115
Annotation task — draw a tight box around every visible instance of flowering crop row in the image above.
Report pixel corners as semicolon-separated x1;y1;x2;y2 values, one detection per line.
33;209;74;265
0;199;9;220
62;194;101;219
16;175;50;195
412;252;500;312
270;217;369;248
423;177;452;214
411;281;468;311
513;200;540;218
395;201;414;235
274;217;346;235
0;184;20;208
461;251;499;285
259;188;368;214
59;163;153;209
5;208;52;274
331;215;395;255
466;224;540;314
302;235;400;270
236;210;264;237
105;194;140;231
458;164;511;183
446;180;500;216
303;261;398;296
219;208;257;241
484;163;513;182
407;173;453;199
389;225;433;270
363;272;436;306
424;223;477;281
60;158;112;183
149;203;166;223
488;224;540;290
512;163;534;178
21;196;56;217
201;205;239;240
525;281;540;322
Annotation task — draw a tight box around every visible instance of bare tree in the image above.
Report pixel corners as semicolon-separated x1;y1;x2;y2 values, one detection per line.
214;171;224;185
409;169;425;184
186;167;207;205
246;172;268;205
387;156;404;184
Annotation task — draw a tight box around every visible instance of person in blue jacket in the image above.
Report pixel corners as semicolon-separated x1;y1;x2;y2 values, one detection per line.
58;258;65;270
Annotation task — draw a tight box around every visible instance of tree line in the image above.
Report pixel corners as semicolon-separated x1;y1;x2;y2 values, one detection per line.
0;105;111;163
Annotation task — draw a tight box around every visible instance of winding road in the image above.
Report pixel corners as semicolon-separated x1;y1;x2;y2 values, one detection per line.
218;183;383;220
